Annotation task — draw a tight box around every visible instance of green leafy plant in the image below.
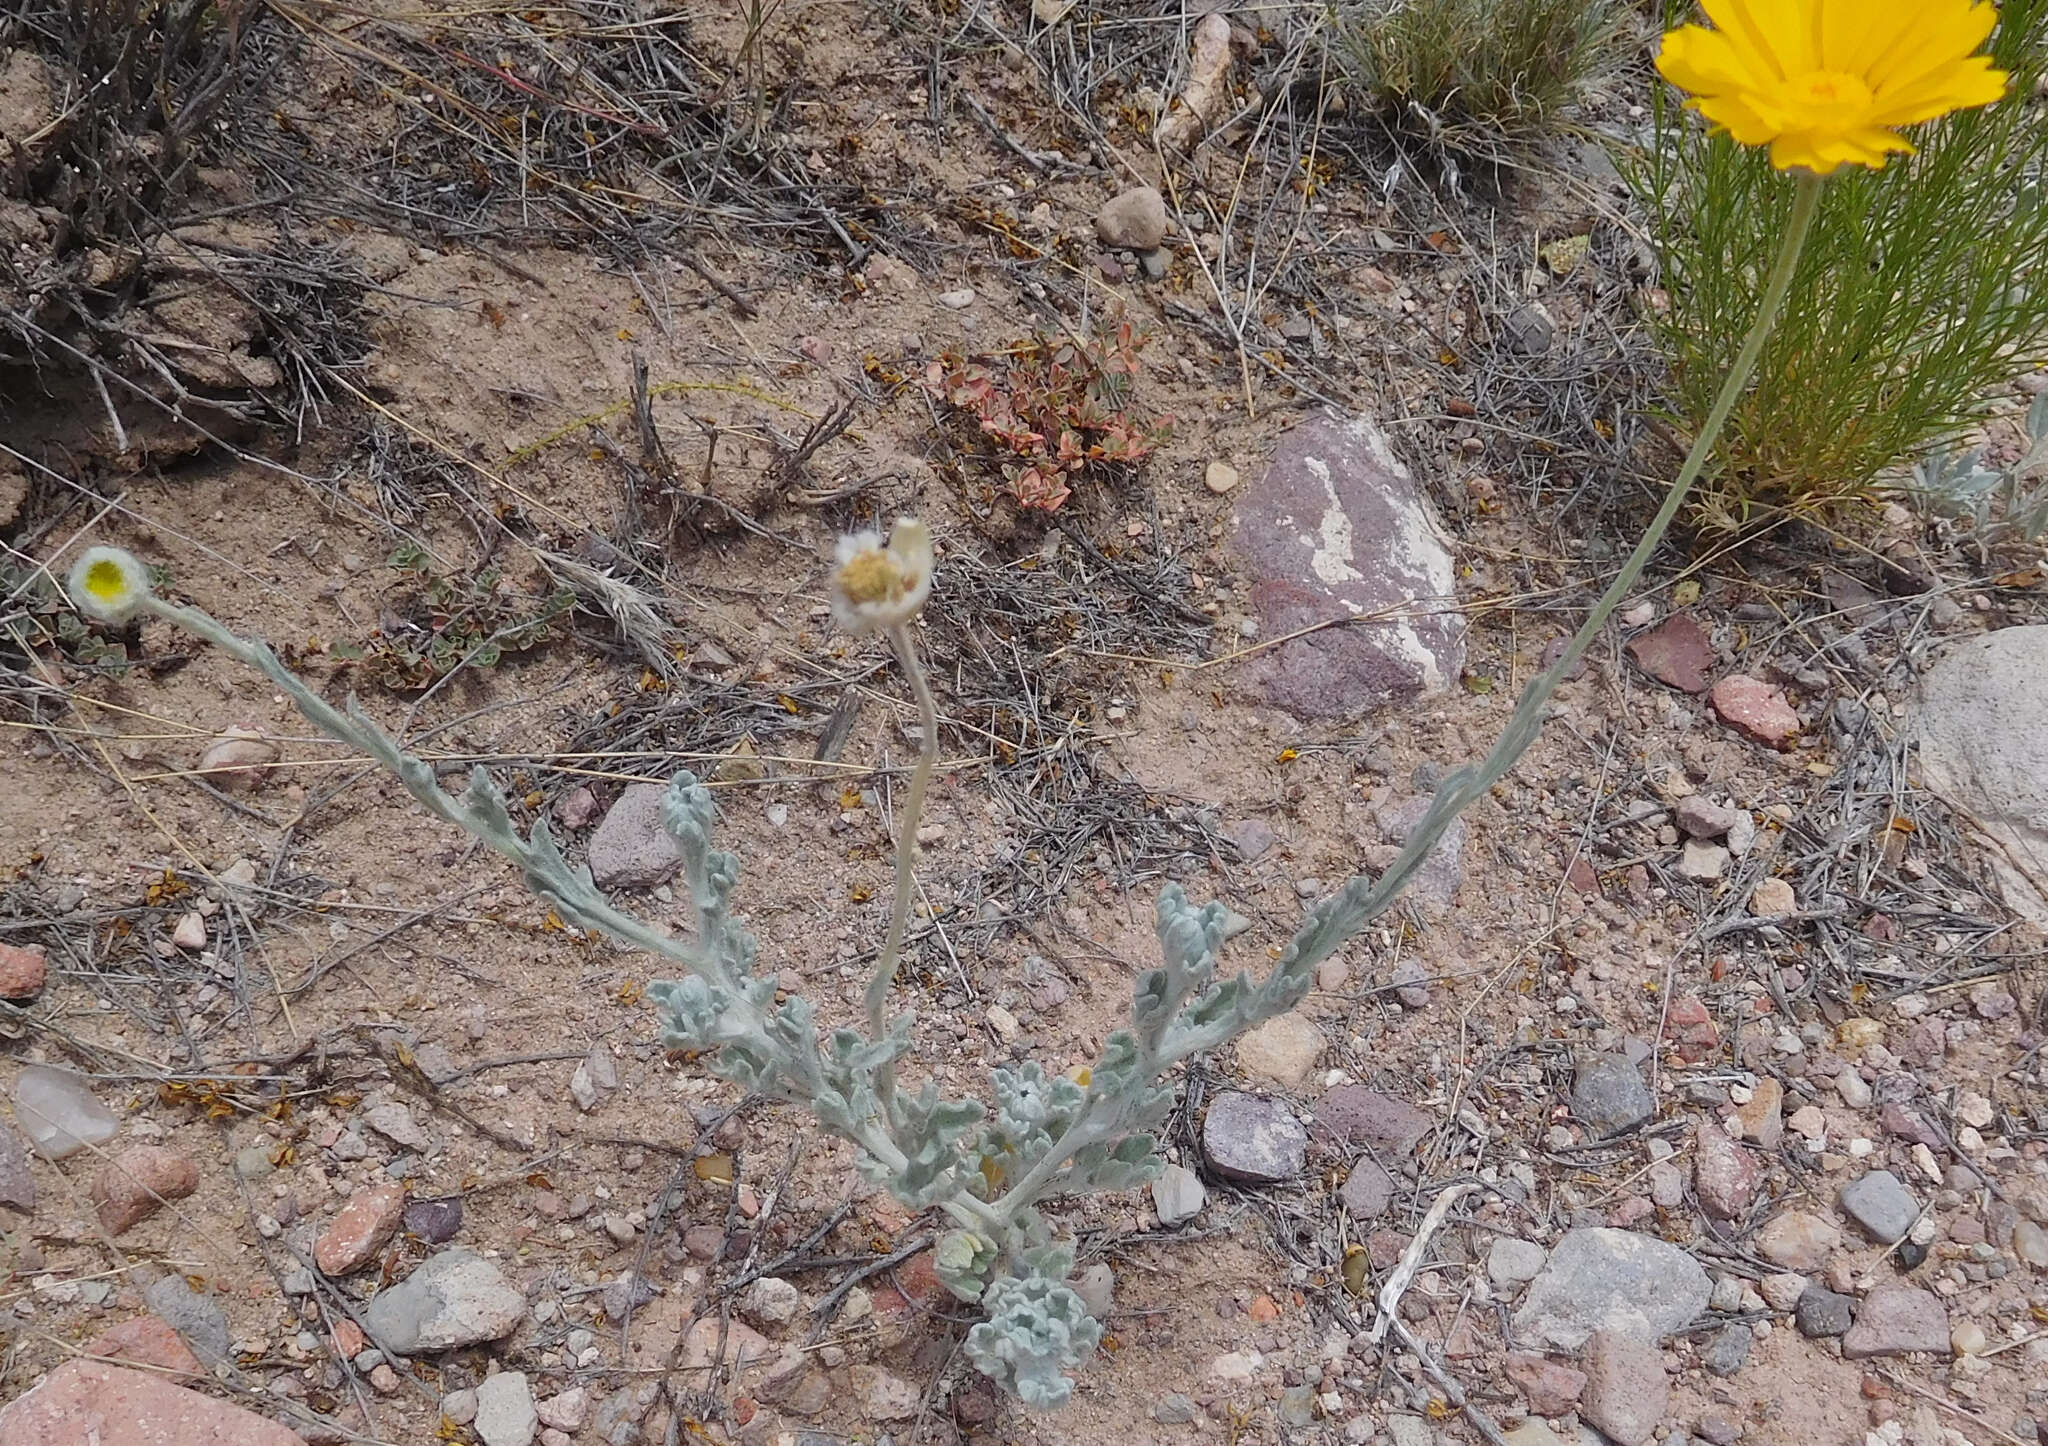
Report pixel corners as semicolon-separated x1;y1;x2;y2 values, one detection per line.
926;320;1171;512
3;562;136;674
1634;0;2048;523
1913;390;2048;545
334;543;574;689
1327;0;1621;147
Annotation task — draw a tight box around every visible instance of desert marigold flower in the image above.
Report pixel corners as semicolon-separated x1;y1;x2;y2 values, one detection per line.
1657;0;2009;174
829;518;933;634
66;545;153;623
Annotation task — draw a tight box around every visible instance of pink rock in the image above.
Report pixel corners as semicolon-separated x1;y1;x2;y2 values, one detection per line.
1505;1351;1586;1416
1581;1331;1670;1445
332;1319;366;1359
1628;615;1714;694
315;1182;406;1276
536;1388;588;1432
0;1360;307;1445
1709;675;1801;747
90;1147;200;1235
0;943;46;1000
554;785;599;831
1608;1196;1655;1228
1663;994;1721;1062
1695;1119;1762;1220
82;1318;205;1377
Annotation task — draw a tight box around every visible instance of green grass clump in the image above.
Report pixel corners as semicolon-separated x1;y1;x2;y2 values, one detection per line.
1635;0;2048;524
1327;0;1621;147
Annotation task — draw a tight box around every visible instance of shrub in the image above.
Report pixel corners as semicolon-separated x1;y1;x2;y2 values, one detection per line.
68;533;1518;1409
1635;0;2048;523
1326;0;1622;147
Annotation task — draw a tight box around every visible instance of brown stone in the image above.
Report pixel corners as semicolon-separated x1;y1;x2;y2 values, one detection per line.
82;1318;205;1377
1628;615;1714;694
0;1360;307;1445
1732;1078;1784;1149
1505;1352;1585;1416
91;1147;200;1235
315;1182;405;1276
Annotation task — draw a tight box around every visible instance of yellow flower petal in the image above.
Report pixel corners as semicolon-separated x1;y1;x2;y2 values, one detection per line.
1660;0;2008;172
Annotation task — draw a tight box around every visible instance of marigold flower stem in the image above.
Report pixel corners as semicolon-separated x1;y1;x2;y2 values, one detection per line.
1507;171;1827;710
868;619;939;1116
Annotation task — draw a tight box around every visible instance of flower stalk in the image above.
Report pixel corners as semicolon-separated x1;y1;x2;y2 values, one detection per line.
867;619;939;1115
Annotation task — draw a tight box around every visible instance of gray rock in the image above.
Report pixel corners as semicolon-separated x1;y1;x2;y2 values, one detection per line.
0;1116;35;1213
364;1249;526;1353
1074;1262;1114;1318
1153;1392;1197;1425
1315;1084;1433;1157
602;1271;660;1323
1582;1330;1670;1443
1571;1054;1656;1136
14;1065;119;1161
442;1389;479;1426
586;784;684;889
1280;1384;1319;1429
1911;627;2048;925
594;1385;658;1446
1701;1322;1751;1377
1371;796;1465;914
1151;1163;1205;1225
1487;1238;1548;1288
144;1276;231;1365
1390;957;1431;1009
1794;1286;1855;1338
1679;840;1731;882
1226;818;1277;861
476;1371;538;1446
1095;186;1167;250
1340;1157;1395;1219
1674;796;1740;839
737;1276;803;1332
1229;413;1464;719
1201;1092;1307;1183
1840;1170;1919;1244
571;1046;619;1113
1387;1414;1436;1446
363;1102;430;1151
1841;1286;1948;1359
1505;302;1557;355
1513;1227;1711;1351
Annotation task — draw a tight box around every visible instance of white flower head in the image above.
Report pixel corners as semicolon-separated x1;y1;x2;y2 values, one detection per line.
830;517;933;634
66;545;154;624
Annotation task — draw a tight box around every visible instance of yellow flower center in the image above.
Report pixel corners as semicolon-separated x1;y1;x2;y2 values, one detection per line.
837;550;907;604
1777;69;1875;129
85;558;128;600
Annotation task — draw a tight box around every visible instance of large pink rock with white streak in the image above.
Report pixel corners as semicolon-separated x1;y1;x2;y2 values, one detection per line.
0;1360;307;1446
1230;413;1463;719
